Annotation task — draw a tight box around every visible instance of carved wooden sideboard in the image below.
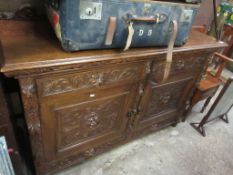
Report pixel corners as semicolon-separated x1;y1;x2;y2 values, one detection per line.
0;21;226;175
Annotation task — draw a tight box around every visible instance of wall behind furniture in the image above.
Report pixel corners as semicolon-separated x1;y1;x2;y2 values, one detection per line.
0;0;44;19
194;0;222;30
0;0;223;26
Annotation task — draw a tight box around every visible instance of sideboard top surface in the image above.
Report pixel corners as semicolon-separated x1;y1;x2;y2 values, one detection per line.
0;20;227;75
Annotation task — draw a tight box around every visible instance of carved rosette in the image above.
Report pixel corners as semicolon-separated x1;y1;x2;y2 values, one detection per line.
86;112;99;129
160;93;171;104
19;77;43;162
57;97;123;149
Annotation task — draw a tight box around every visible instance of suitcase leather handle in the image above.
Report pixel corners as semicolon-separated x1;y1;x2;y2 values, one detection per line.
124;22;134;51
162;20;178;82
124;20;178;83
105;17;117;46
123;13;169;51
127;13;168;24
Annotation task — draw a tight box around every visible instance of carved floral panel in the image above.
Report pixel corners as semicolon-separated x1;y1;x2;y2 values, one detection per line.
55;95;125;150
38;66;141;96
141;79;191;122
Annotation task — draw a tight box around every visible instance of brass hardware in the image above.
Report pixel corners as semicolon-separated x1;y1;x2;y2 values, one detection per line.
127;108;140;129
127;109;140;118
80;1;102;20
127;13;168;24
127;111;133;118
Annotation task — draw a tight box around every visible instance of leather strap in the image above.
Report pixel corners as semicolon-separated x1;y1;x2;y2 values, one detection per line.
124;22;134;51
162;20;178;82
105;17;117;46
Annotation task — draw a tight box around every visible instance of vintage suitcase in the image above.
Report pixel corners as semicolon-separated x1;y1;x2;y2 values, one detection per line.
46;0;200;51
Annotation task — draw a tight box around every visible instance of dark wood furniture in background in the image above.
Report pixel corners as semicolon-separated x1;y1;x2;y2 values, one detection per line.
221;25;233;71
221;25;233;57
186;52;233;114
0;21;226;175
0;77;24;175
193;0;221;31
191;77;233;137
184;24;233;117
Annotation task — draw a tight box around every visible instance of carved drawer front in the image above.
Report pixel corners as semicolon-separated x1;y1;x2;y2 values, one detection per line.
134;77;194;129
39;84;136;161
37;63;145;97
151;52;207;83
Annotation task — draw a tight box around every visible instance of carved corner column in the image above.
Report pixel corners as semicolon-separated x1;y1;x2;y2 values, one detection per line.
18;77;45;174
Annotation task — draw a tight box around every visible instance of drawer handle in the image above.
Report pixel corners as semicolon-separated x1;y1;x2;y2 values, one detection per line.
175;60;185;70
89;93;96;98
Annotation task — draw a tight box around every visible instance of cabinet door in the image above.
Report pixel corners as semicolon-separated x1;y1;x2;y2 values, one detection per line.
132;77;194;134
39;84;136;161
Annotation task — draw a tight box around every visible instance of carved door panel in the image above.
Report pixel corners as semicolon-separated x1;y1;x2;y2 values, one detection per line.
133;77;194;132
39;84;136;161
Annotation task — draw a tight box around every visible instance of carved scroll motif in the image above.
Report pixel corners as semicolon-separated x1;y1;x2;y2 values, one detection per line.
41;67;140;96
19;77;43;162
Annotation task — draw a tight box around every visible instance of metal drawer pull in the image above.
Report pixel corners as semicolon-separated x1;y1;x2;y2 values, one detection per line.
89;93;96;98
